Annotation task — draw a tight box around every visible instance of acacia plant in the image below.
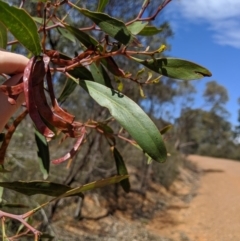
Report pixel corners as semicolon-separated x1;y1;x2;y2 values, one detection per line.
0;0;211;239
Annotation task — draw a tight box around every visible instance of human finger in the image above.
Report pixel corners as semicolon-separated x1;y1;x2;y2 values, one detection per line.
0;50;29;74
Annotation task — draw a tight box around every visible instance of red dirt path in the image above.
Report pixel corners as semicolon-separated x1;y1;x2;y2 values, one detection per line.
151;155;240;241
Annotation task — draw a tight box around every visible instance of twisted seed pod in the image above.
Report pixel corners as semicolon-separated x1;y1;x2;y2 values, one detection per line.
0;81;24;96
52;127;86;164
0;79;24;105
0;110;28;164
32;58;74;133
23;57;54;138
24;56;83;138
44;57;75;124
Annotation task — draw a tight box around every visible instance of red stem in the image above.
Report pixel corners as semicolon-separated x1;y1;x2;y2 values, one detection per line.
126;0;172;25
0;210;41;237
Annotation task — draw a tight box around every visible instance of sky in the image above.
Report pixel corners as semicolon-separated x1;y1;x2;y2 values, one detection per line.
162;0;240;126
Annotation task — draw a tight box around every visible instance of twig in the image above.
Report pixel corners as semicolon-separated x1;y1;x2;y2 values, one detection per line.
0;211;41;237
126;0;172;25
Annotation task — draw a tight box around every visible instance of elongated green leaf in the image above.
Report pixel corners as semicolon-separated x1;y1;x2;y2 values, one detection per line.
0;22;7;49
64;67;94;102
97;0;109;12
0;181;83;197
35;131;50;180
89;63;112;88
127;22;148;35
32;17;52;26
59;175;128;197
58;78;77;104
98;122;114;134
100;64;113;88
64;24;124;80
138;26;163;36
29;175;128;215
112;147;130;193
90;63;106;85
57;57;94;105
65;24;98;47
0;1;41;55
80;81;167;162
76;8;133;45
130;57;212;81
101;57;126;77
58;27;76;43
68;66;94;81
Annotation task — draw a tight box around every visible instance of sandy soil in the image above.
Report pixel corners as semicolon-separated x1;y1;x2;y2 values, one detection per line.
51;155;240;241
151;155;240;241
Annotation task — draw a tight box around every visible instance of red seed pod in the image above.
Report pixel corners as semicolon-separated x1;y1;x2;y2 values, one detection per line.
0;110;28;164
45;65;75;124
32;59;74;133
0;80;24;105
23;57;54;138
0;81;24;96
52;127;86;164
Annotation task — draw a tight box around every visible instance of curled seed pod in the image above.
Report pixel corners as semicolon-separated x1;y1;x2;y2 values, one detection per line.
45;66;75;124
32;58;74;133
0;110;28;164
0;80;24;105
0;81;24;96
23;57;54;138
52;127;86;164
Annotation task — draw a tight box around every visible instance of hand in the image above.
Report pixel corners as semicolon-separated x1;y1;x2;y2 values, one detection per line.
0;50;29;132
0;50;29;75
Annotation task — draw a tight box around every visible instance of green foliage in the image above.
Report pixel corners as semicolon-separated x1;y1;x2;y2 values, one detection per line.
0;175;127;197
0;21;7;49
75;8;133;45
138;25;163;36
0;180;83;197
130;57;212;81
203;80;229;116
35;131;50;180
0;0;212;239
64;25;98;47
112;147;130;193
58;78;78;104
97;0;109;12
127;22;148;35
174;80;233;158
80;80;167;162
0;1;41;55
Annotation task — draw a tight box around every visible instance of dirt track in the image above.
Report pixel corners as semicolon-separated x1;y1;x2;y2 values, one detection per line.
155;155;240;241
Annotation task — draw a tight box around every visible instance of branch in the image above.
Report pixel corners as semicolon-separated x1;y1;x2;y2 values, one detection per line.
126;0;172;25
0;210;41;238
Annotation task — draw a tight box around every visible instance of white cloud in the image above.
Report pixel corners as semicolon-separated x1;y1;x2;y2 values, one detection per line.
177;0;240;20
211;19;240;48
166;0;240;48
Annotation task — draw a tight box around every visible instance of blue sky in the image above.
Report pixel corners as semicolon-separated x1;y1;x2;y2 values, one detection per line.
162;0;240;126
